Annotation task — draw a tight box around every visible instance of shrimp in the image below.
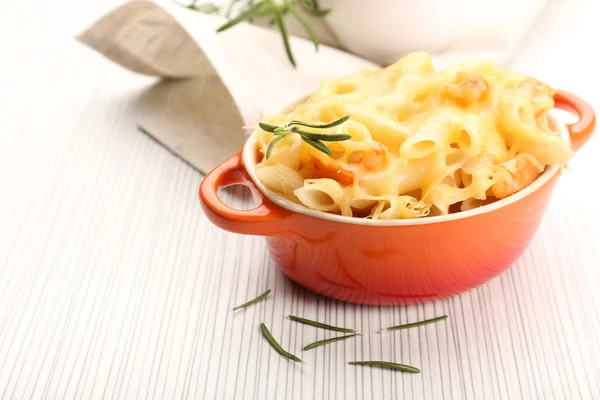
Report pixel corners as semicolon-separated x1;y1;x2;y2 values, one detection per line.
361;144;387;170
308;144;388;186
492;157;541;199
517;77;555;116
310;158;355;186
517;77;554;98
443;71;489;106
347;143;388;171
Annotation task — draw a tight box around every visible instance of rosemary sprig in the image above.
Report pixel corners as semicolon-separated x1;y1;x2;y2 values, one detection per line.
284;115;351;130
301;136;333;155
348;361;421;374
232;289;271;311
265;134;286;159
301;0;329;16
289;315;356;333
378;315;448;333
287;4;318;50
216;2;274;33
272;7;295;67
303;333;360;350
260;115;351;159
183;0;330;66
258;122;279;132
223;0;237;17
186;2;220;13
293;129;352;141
260;323;303;363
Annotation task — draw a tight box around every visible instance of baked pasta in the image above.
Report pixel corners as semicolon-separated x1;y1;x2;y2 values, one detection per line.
254;52;573;219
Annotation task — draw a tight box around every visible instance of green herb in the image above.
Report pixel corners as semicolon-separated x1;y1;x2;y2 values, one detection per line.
216;2;275;33
265;134;286;159
379;315;448;333
261;115;351;159
287;4;318;50
232;289;271;311
301;0;329;16
258;122;279;133
294;130;352;141
289;315;356;333
260;323;303;363
186;2;220;13
273;7;295;66
303;333;360;350
285;115;351;130
301;136;333;155
348;361;421;373
181;0;330;66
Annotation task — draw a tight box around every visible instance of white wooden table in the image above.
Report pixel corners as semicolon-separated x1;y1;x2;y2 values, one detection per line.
1;1;599;399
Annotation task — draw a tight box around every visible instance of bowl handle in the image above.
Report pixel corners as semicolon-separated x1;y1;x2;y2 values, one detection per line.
199;150;291;236
554;90;596;151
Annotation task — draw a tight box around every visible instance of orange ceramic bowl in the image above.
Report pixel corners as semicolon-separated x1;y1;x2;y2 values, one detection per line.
200;91;595;305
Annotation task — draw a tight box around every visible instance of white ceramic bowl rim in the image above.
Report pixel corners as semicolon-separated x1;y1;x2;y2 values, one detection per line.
241;110;568;227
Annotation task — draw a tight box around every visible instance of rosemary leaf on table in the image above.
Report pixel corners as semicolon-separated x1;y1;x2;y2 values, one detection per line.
378;315;448;333
289;315;356;333
303;333;360;351
232;289;271;311
348;361;421;373
260;323;303;363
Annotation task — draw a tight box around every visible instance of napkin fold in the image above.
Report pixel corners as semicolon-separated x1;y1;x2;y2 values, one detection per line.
78;0;377;173
78;0;545;173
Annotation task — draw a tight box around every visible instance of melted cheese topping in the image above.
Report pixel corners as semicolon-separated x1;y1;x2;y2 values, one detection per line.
254;52;573;219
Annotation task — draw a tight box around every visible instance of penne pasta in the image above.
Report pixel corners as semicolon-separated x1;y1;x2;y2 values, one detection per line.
294;179;353;217
253;52;573;219
400;115;452;159
255;164;304;202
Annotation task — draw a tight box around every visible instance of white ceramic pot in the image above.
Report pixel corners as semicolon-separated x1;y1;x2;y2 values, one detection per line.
321;0;549;66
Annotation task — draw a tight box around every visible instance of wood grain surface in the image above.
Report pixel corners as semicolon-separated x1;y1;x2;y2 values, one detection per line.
0;1;599;399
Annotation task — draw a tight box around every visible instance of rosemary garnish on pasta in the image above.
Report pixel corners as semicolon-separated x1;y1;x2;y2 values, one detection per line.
260;115;351;159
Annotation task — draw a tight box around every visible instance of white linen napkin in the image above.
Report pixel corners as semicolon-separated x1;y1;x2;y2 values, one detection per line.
78;0;377;173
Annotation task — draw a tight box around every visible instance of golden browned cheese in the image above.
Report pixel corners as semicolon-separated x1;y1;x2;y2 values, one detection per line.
254;52;573;219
